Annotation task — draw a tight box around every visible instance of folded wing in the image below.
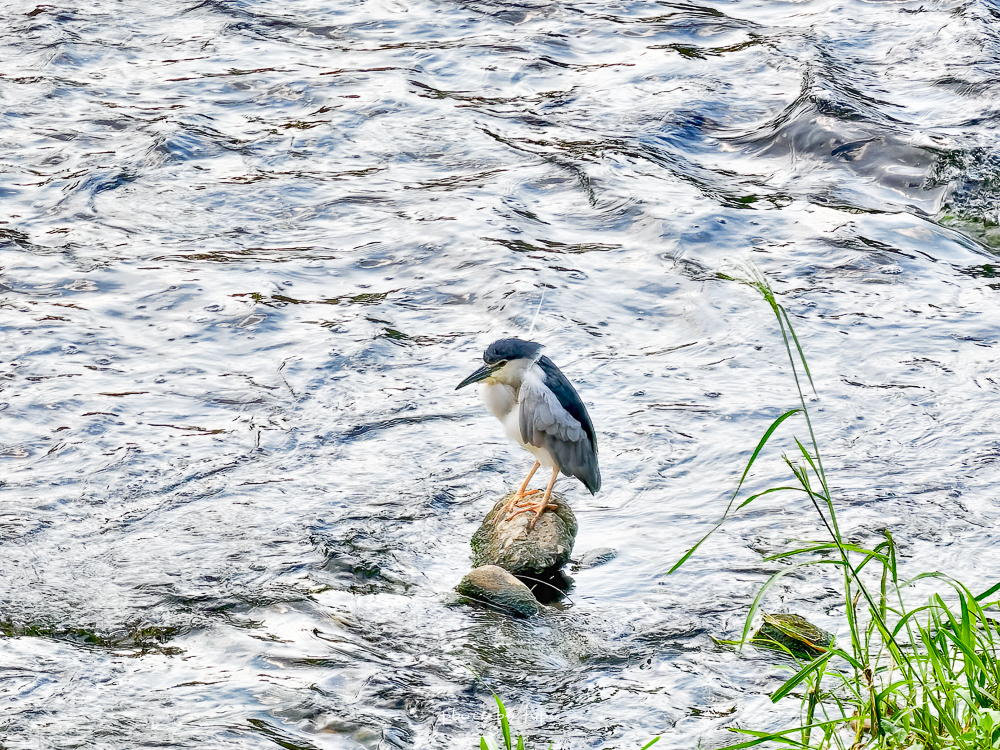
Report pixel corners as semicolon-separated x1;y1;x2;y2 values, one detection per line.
518;357;601;494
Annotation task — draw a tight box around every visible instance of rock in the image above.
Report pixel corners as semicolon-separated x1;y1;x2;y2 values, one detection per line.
571;547;617;571
455;565;541;617
753;612;834;657
470;493;578;580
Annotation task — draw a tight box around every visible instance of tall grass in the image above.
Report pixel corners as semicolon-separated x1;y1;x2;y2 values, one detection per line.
673;268;1000;749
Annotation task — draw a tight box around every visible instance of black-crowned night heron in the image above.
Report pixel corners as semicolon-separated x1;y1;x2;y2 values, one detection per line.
456;338;600;529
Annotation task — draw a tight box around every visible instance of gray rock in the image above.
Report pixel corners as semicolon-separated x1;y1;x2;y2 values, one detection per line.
455;565;540;617
470;492;577;579
571;547;617;571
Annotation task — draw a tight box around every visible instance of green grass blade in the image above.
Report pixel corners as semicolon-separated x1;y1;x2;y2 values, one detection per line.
771;651;834;702
793;437;819;475
891;603;940;637
883;529;900;586
668;408;801;574
737;409;803;490
668;526;723;575
724;718;856;749
898;571;947;588
722;732;805;748
640;738;661;749
779;305;816;394
763;541;888;564
737;486;807;510
494;695;511;750
976;580;1000;602
822;646;866;671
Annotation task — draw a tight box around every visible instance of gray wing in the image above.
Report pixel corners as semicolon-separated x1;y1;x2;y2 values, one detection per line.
518;364;601;494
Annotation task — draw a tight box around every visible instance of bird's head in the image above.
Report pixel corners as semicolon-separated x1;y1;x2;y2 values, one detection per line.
456;338;543;390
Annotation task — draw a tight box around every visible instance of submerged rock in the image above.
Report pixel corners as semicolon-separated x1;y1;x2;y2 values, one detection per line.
571;547;617;571
470;492;578;580
753;612;834;657
455;565;540;617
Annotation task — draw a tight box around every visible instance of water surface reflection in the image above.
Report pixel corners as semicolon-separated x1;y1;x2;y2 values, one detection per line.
3;0;1000;747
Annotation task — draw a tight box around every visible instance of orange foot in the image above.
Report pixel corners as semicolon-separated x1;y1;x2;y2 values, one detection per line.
501;488;542;515
508;497;558;531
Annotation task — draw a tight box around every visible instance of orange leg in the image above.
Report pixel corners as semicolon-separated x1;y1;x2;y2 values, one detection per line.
515;461;542;498
502;461;542;513
509;465;559;530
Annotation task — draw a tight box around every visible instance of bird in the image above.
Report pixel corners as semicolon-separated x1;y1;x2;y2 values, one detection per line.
456;338;600;529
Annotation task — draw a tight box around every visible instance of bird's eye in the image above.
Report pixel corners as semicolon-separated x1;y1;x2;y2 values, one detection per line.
497;360;508;367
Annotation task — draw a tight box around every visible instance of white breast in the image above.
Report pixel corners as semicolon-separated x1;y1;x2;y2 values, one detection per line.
480;379;557;467
480;381;525;445
480;381;516;425
500;402;524;446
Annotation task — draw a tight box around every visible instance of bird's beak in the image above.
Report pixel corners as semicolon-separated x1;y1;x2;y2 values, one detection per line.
456;362;498;390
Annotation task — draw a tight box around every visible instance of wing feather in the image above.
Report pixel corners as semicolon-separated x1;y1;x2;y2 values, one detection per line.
518;360;600;494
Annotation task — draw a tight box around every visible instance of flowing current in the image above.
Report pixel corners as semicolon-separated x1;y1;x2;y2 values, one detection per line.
2;0;1000;747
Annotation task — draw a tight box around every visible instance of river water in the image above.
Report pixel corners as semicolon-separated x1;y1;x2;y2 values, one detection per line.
2;0;1000;747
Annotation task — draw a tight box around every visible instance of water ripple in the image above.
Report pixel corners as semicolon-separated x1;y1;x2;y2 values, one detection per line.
3;0;1000;747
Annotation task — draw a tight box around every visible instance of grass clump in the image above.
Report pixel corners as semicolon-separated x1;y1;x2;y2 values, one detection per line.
479;694;546;750
479;693;660;749
674;267;1000;749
